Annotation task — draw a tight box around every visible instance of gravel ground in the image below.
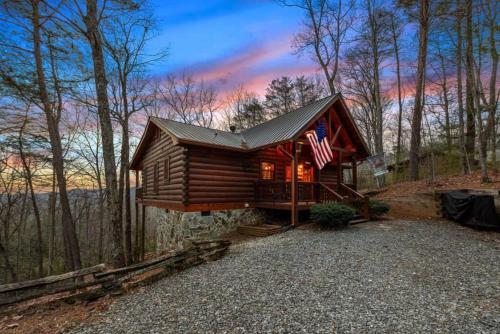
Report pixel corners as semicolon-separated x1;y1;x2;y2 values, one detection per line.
70;220;500;333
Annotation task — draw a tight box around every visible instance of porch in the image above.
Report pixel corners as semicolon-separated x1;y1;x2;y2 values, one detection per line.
254;180;369;218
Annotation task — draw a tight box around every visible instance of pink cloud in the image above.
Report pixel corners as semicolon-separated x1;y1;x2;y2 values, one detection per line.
157;34;320;100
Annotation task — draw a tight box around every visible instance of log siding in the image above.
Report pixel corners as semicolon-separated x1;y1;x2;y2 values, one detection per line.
141;128;185;207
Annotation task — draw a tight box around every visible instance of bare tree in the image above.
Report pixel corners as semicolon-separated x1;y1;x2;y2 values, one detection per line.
72;104;106;263
389;11;405;179
454;0;469;174
282;0;355;94
104;12;165;264
0;150;22;282
408;0;430;181
0;0;82;271
464;0;489;182
17;111;44;277
481;0;498;173
161;73;218;128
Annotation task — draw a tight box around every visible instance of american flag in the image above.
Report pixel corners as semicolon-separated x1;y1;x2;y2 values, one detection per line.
306;121;333;170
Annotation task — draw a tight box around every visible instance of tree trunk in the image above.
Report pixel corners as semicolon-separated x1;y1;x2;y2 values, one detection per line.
391;16;404;181
464;0;476;166
368;0;383;156
409;0;430;181
438;52;452;152
32;0;81;271
48;170;56;275
84;0;125;268
18;119;43;278
486;0;498;172
455;1;469;174
0;241;17;282
120;76;133;265
465;0;488;182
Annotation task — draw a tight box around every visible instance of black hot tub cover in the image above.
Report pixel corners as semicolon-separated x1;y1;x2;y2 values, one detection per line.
442;191;499;227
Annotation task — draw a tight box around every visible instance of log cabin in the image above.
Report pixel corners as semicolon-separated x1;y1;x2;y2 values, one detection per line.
130;94;371;229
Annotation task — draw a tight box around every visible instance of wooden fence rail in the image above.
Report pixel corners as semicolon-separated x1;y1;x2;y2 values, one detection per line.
0;239;230;308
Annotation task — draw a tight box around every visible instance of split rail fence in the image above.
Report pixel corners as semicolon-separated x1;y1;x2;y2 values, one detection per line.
0;239;230;308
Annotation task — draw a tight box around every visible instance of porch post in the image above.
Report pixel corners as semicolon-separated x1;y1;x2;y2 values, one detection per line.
352;155;357;191
337;151;342;191
316;168;321;203
291;142;299;227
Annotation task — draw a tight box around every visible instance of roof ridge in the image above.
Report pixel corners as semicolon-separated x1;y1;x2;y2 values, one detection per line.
151;116;240;136
241;94;336;135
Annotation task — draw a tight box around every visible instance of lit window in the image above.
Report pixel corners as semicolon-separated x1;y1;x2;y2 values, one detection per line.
286;162;314;182
260;161;275;180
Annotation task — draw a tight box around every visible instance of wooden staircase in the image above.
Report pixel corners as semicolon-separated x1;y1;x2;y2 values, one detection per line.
319;183;370;220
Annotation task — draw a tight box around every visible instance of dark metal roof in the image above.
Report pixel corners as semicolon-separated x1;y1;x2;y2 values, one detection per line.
241;95;337;148
151;117;244;150
131;93;370;169
151;95;338;151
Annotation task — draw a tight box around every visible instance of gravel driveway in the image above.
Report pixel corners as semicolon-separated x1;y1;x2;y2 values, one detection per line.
70;220;500;333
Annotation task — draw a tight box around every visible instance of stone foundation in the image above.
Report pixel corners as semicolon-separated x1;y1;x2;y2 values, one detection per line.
147;207;266;251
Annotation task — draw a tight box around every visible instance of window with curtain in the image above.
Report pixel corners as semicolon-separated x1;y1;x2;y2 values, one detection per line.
260;161;275;180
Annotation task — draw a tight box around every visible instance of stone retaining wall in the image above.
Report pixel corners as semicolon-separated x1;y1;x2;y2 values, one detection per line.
147;207;266;251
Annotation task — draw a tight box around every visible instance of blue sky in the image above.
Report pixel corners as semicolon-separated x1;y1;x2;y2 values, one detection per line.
146;0;318;95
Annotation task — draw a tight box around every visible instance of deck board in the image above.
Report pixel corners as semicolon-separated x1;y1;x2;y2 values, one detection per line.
254;201;317;210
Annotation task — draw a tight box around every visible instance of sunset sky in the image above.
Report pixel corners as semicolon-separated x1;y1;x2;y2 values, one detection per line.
147;0;320;96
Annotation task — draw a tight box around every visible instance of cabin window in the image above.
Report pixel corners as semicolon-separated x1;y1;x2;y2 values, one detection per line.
164;156;170;184
286;162;314;182
143;168;148;194
154;161;159;194
260;161;275;180
201;211;211;217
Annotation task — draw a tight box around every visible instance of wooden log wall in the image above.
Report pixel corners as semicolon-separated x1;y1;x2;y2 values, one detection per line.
141;127;185;206
187;146;288;205
319;164;340;185
139;128;345;210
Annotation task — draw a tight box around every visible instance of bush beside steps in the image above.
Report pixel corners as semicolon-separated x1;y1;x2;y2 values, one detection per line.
368;200;390;218
310;203;356;228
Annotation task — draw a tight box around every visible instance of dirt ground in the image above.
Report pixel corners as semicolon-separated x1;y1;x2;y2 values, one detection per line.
368;171;500;220
0;297;112;334
373;171;500;199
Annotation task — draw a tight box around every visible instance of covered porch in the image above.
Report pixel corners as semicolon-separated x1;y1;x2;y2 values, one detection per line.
253;138;369;224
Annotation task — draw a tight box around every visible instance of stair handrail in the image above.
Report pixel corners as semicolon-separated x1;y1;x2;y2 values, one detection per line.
339;183;365;200
340;183;370;219
319;182;344;202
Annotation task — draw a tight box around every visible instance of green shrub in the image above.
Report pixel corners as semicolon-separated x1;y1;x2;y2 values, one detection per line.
368;200;390;217
310;203;356;228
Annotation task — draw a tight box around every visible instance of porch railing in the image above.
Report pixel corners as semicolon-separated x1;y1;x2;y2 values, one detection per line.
254;181;340;203
254;181;370;219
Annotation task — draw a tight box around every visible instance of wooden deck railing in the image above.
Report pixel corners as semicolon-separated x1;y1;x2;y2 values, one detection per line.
255;181;321;203
255;181;340;203
254;181;370;219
